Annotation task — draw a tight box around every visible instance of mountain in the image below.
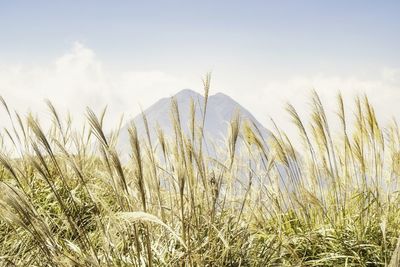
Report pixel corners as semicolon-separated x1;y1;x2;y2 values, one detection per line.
116;89;270;158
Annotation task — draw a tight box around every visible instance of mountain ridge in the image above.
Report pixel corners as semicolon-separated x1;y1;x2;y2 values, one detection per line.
116;89;269;157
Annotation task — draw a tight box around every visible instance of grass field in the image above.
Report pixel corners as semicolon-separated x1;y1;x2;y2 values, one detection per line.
1;81;400;266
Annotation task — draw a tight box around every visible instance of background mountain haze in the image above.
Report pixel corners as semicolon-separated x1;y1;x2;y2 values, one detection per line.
116;89;270;161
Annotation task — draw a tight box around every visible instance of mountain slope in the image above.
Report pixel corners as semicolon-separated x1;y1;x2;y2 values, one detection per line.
117;89;269;157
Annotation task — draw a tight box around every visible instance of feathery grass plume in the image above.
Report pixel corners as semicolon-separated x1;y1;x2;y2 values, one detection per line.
336;93;351;213
310;91;341;216
199;72;211;156
189;98;196;145
128;123;147;211
0;96;22;147
156;123;168;162
87;107;130;210
228;110;240;169
86;107;109;148
46;99;67;146
286;103;326;208
140;110;164;220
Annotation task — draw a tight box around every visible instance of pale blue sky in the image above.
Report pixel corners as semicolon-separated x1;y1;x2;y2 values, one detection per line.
0;1;400;133
1;1;399;74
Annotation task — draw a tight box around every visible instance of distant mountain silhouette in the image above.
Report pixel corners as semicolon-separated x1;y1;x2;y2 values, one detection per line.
117;89;270;158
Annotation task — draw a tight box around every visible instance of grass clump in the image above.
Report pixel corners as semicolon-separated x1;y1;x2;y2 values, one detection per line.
0;81;400;266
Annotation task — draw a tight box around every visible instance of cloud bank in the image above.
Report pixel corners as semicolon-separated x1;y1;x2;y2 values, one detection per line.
0;42;399;141
0;42;187;130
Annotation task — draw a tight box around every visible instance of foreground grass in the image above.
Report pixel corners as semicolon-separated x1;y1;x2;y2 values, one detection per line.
1;82;400;266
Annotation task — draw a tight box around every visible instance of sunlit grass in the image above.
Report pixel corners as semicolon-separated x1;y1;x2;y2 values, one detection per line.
1;77;400;266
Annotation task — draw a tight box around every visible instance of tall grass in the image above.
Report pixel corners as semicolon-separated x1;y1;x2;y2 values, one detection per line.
0;82;400;266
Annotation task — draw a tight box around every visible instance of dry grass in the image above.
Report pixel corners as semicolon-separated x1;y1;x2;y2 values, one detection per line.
0;82;400;266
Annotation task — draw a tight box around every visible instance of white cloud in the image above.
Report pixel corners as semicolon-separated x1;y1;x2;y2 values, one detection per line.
0;42;188;131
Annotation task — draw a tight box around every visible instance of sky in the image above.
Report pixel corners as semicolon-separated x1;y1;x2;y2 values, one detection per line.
0;0;400;137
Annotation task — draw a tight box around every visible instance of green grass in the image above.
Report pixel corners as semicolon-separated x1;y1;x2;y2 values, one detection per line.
1;78;400;266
